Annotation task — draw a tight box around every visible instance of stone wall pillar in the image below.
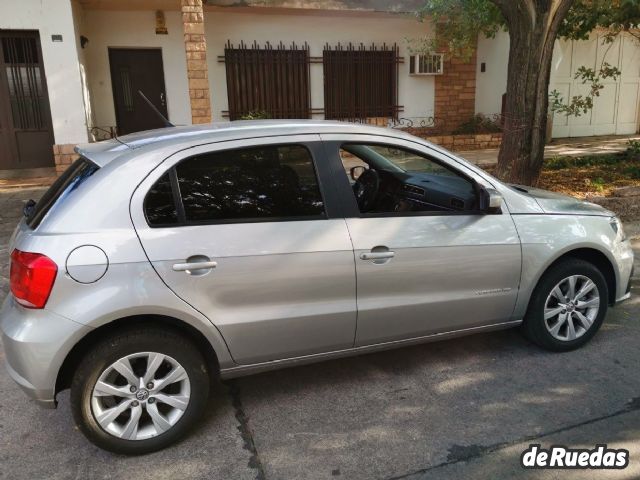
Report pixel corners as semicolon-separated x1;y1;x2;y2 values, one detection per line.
53;144;79;175
434;48;477;134
182;0;211;124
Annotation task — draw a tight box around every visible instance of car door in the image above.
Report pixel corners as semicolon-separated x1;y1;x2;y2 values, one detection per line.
320;134;522;347
130;135;356;365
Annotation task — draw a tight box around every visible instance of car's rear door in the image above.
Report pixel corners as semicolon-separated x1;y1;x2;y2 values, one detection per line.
130;135;356;365
321;133;522;346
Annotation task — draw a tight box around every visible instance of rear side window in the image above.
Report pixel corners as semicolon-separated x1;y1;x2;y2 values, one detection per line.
143;173;178;226
144;144;326;226
26;157;99;229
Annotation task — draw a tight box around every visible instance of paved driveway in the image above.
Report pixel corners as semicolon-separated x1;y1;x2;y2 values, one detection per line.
0;188;639;480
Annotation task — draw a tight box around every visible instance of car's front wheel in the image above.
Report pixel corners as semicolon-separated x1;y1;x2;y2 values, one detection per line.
70;327;210;454
523;258;608;351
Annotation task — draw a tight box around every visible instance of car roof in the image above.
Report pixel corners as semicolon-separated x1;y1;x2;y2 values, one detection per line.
76;120;418;167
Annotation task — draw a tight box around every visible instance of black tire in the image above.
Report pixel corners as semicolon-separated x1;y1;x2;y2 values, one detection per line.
70;327;210;454
522;258;609;352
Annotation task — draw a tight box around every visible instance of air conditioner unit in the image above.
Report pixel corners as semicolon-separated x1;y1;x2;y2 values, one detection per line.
409;53;444;75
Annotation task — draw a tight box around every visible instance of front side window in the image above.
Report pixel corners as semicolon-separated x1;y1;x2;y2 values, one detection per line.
144;144;325;226
339;144;477;215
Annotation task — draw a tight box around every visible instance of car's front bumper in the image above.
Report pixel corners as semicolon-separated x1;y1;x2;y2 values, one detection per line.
0;296;91;408
615;264;633;305
612;237;634;305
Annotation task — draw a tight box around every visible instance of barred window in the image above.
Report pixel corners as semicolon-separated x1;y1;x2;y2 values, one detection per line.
323;43;400;121
224;41;311;120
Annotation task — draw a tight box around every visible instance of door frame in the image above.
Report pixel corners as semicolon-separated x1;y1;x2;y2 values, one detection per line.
107;47;168;135
129;134;358;364
0;29;55;170
319;133;502;219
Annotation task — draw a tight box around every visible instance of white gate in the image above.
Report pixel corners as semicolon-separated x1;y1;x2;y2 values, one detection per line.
551;33;640;138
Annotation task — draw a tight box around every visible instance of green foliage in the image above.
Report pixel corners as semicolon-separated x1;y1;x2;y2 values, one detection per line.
624;165;640;179
453;114;502;134
415;0;503;60
559;0;640;43
626;139;640;157
239;110;270;120
550;62;622;117
417;0;640;59
588;176;607;192
545;155;571;170
545;153;627;170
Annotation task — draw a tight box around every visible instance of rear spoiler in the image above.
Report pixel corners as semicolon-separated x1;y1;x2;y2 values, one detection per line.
74;139;131;168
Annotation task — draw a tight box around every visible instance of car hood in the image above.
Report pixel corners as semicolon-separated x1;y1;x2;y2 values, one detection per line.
510;184;614;217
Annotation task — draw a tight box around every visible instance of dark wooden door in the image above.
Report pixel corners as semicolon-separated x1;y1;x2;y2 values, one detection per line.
0;31;54;170
109;48;168;135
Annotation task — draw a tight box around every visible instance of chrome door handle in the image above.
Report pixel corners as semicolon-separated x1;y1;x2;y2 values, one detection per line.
360;251;395;261
172;261;217;272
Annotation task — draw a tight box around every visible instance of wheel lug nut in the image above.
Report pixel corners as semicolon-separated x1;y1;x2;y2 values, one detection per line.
132;400;139;407
148;397;155;404
147;382;154;389
130;386;137;393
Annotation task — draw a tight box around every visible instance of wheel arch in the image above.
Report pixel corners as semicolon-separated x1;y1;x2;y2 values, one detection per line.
55;314;221;397
527;246;617;312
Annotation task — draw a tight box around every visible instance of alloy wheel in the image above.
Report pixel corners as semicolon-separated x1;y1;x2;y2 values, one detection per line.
543;275;600;342
90;352;191;441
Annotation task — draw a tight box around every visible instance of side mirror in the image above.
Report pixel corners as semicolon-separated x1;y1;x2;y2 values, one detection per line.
480;188;503;213
350;165;366;181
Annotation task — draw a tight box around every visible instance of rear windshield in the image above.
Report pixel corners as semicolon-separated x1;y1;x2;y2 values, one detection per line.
26;157;99;229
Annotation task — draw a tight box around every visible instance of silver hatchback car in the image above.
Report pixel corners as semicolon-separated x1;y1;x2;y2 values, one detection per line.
1;121;633;453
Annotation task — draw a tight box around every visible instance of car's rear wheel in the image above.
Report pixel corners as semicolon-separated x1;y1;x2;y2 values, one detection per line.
70;327;210;454
523;258;609;351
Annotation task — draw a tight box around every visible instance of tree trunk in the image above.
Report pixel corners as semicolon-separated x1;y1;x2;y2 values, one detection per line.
493;0;575;186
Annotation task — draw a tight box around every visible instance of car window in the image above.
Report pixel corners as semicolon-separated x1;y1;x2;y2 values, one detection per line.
144;144;325;226
26;157;99;229
144;172;178;226
339;143;477;215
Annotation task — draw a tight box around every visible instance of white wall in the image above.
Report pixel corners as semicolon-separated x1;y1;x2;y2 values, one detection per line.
0;0;88;144
71;0;95;131
475;30;509;116
204;10;435;121
81;10;191;128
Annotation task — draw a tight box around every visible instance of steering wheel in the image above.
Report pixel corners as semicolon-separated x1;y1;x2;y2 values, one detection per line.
354;168;380;212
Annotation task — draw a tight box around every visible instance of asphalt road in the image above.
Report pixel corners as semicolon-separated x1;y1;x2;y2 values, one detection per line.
0;187;639;480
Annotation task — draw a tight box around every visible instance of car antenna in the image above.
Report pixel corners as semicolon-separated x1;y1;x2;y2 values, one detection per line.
137;90;174;128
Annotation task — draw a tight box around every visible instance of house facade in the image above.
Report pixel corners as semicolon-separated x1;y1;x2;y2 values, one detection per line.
1;0;639;175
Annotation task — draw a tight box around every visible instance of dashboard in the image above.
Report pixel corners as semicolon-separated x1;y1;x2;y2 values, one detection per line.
374;170;477;213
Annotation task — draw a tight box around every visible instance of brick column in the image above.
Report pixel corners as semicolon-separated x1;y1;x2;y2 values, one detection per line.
182;0;211;124
53;144;79;175
434;48;477;134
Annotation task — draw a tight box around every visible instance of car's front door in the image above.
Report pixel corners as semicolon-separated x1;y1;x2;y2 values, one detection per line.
321;134;522;346
131;136;356;364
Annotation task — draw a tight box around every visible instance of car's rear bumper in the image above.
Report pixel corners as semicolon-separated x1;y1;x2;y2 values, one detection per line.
0;296;91;408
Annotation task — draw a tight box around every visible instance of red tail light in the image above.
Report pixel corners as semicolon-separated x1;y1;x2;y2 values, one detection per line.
10;249;58;309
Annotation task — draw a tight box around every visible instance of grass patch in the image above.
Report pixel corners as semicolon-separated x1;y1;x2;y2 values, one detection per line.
545;153;626;170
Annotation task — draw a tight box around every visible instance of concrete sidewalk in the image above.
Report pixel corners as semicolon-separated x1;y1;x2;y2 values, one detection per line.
458;134;640;167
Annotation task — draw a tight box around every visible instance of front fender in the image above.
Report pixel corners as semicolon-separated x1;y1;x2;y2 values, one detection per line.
511;214;629;319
